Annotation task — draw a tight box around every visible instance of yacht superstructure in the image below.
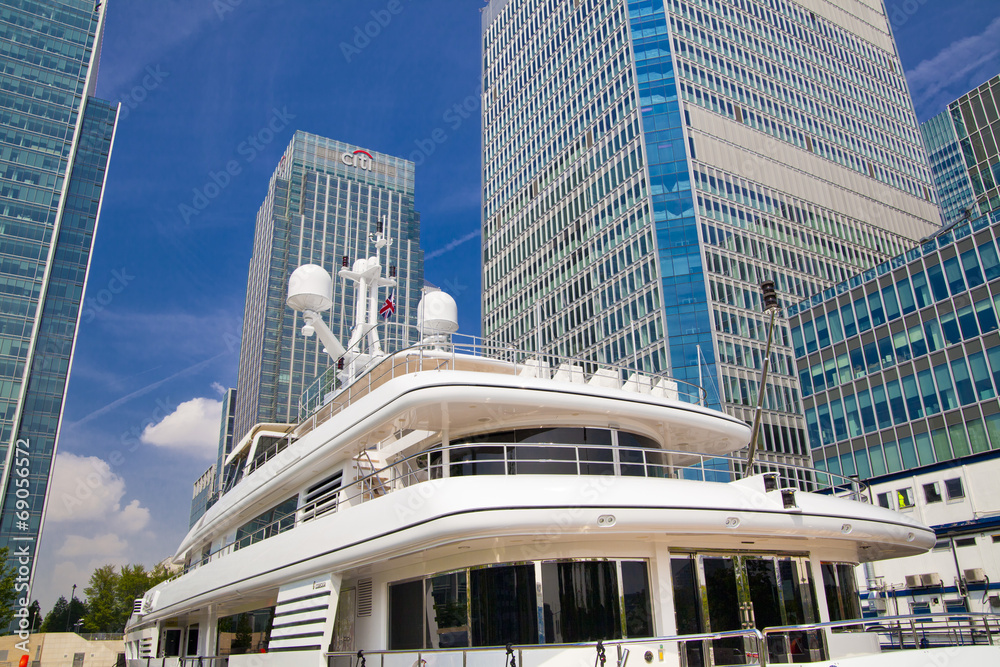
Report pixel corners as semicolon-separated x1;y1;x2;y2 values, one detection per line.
125;233;1000;666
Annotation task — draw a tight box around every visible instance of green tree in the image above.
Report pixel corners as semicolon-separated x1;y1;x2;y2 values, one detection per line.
82;564;118;633
79;561;177;633
0;547;18;628
39;596;89;633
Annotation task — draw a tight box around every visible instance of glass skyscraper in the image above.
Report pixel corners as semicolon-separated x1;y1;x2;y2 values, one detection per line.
921;74;1000;227
481;0;941;476
233;132;423;444
0;1;119;589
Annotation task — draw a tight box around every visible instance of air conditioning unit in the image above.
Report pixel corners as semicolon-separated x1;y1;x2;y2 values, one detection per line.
905;574;921;588
920;573;940;587
964;568;987;583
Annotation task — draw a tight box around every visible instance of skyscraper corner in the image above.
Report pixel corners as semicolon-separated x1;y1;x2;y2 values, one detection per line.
0;0;120;598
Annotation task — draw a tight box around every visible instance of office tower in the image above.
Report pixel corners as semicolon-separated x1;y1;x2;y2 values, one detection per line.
215;387;237;495
921;74;1000;227
788;209;1000;612
233;132;423;443
189;465;216;528
480;0;941;476
0;1;119;591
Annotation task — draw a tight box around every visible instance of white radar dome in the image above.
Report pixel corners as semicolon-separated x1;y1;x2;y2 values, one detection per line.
286;264;333;312
418;290;459;334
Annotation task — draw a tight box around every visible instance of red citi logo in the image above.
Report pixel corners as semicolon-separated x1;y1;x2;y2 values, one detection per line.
341;149;374;171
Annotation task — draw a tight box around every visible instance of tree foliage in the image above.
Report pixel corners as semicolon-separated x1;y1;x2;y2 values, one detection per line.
39;596;89;633
0;547;18;628
79;562;174;633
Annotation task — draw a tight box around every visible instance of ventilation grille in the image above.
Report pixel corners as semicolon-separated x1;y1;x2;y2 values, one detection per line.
301;470;343;520
357;578;373;617
139;638;153;658
133;598;144;614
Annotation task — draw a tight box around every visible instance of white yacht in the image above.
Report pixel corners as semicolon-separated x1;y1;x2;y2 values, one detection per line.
125;235;1000;666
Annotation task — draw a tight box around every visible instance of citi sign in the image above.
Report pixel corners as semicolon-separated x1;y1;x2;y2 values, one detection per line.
342;149;374;171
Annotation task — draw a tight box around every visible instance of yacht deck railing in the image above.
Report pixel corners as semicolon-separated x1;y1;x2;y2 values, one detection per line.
327;629;767;667
296;328;707;430
182;442;866;576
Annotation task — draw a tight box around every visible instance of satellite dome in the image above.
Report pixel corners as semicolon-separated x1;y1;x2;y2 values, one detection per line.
287;264;333;312
418;290;459;335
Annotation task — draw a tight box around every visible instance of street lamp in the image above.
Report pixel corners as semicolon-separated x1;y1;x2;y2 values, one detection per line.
65;584;76;632
744;280;780;475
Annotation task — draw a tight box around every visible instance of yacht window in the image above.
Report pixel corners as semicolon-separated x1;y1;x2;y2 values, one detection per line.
234;497;297;551
217;607;275;655
388;580;423;650
923;482;942;504
622;561;653;637
427;572;468;648
387;560;652;648
541;561;621;643
944;477;965;500
821;563;861;622
470;564;537;646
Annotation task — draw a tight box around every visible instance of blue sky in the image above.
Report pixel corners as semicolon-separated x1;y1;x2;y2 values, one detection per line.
31;0;1000;610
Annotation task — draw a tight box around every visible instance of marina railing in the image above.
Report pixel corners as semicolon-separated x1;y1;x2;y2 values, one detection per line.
182;441;866;576
327;629;767;667
762;612;1000;658
296;327;706;425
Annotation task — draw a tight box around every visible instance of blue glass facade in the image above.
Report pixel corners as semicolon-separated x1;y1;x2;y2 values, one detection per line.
0;1;118;593
792;211;1000;479
921;75;1000;227
481;0;941;478
627;0;715;402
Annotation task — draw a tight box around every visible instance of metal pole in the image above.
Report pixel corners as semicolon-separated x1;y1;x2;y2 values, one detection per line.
745;307;777;475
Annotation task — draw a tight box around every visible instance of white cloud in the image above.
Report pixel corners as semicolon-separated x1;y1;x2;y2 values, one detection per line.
119;499;152;533
47;453;135;524
141;397;223;459
57;533;129;559
211;381;227;396
906;17;1000;116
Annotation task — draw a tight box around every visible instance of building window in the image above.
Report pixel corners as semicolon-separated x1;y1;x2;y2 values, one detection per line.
944;477;965;500
955;537;977;548
877;492;891;509
923;482;942;504
897;488;915;509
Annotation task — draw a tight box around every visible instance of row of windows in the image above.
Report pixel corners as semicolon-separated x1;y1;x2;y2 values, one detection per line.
801;294;1000;398
806;343;1000;450
792;234;1000;359
682;0;920;141
880;477;965;511
672;32;928;197
668;0;929;191
816;411;1000;482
